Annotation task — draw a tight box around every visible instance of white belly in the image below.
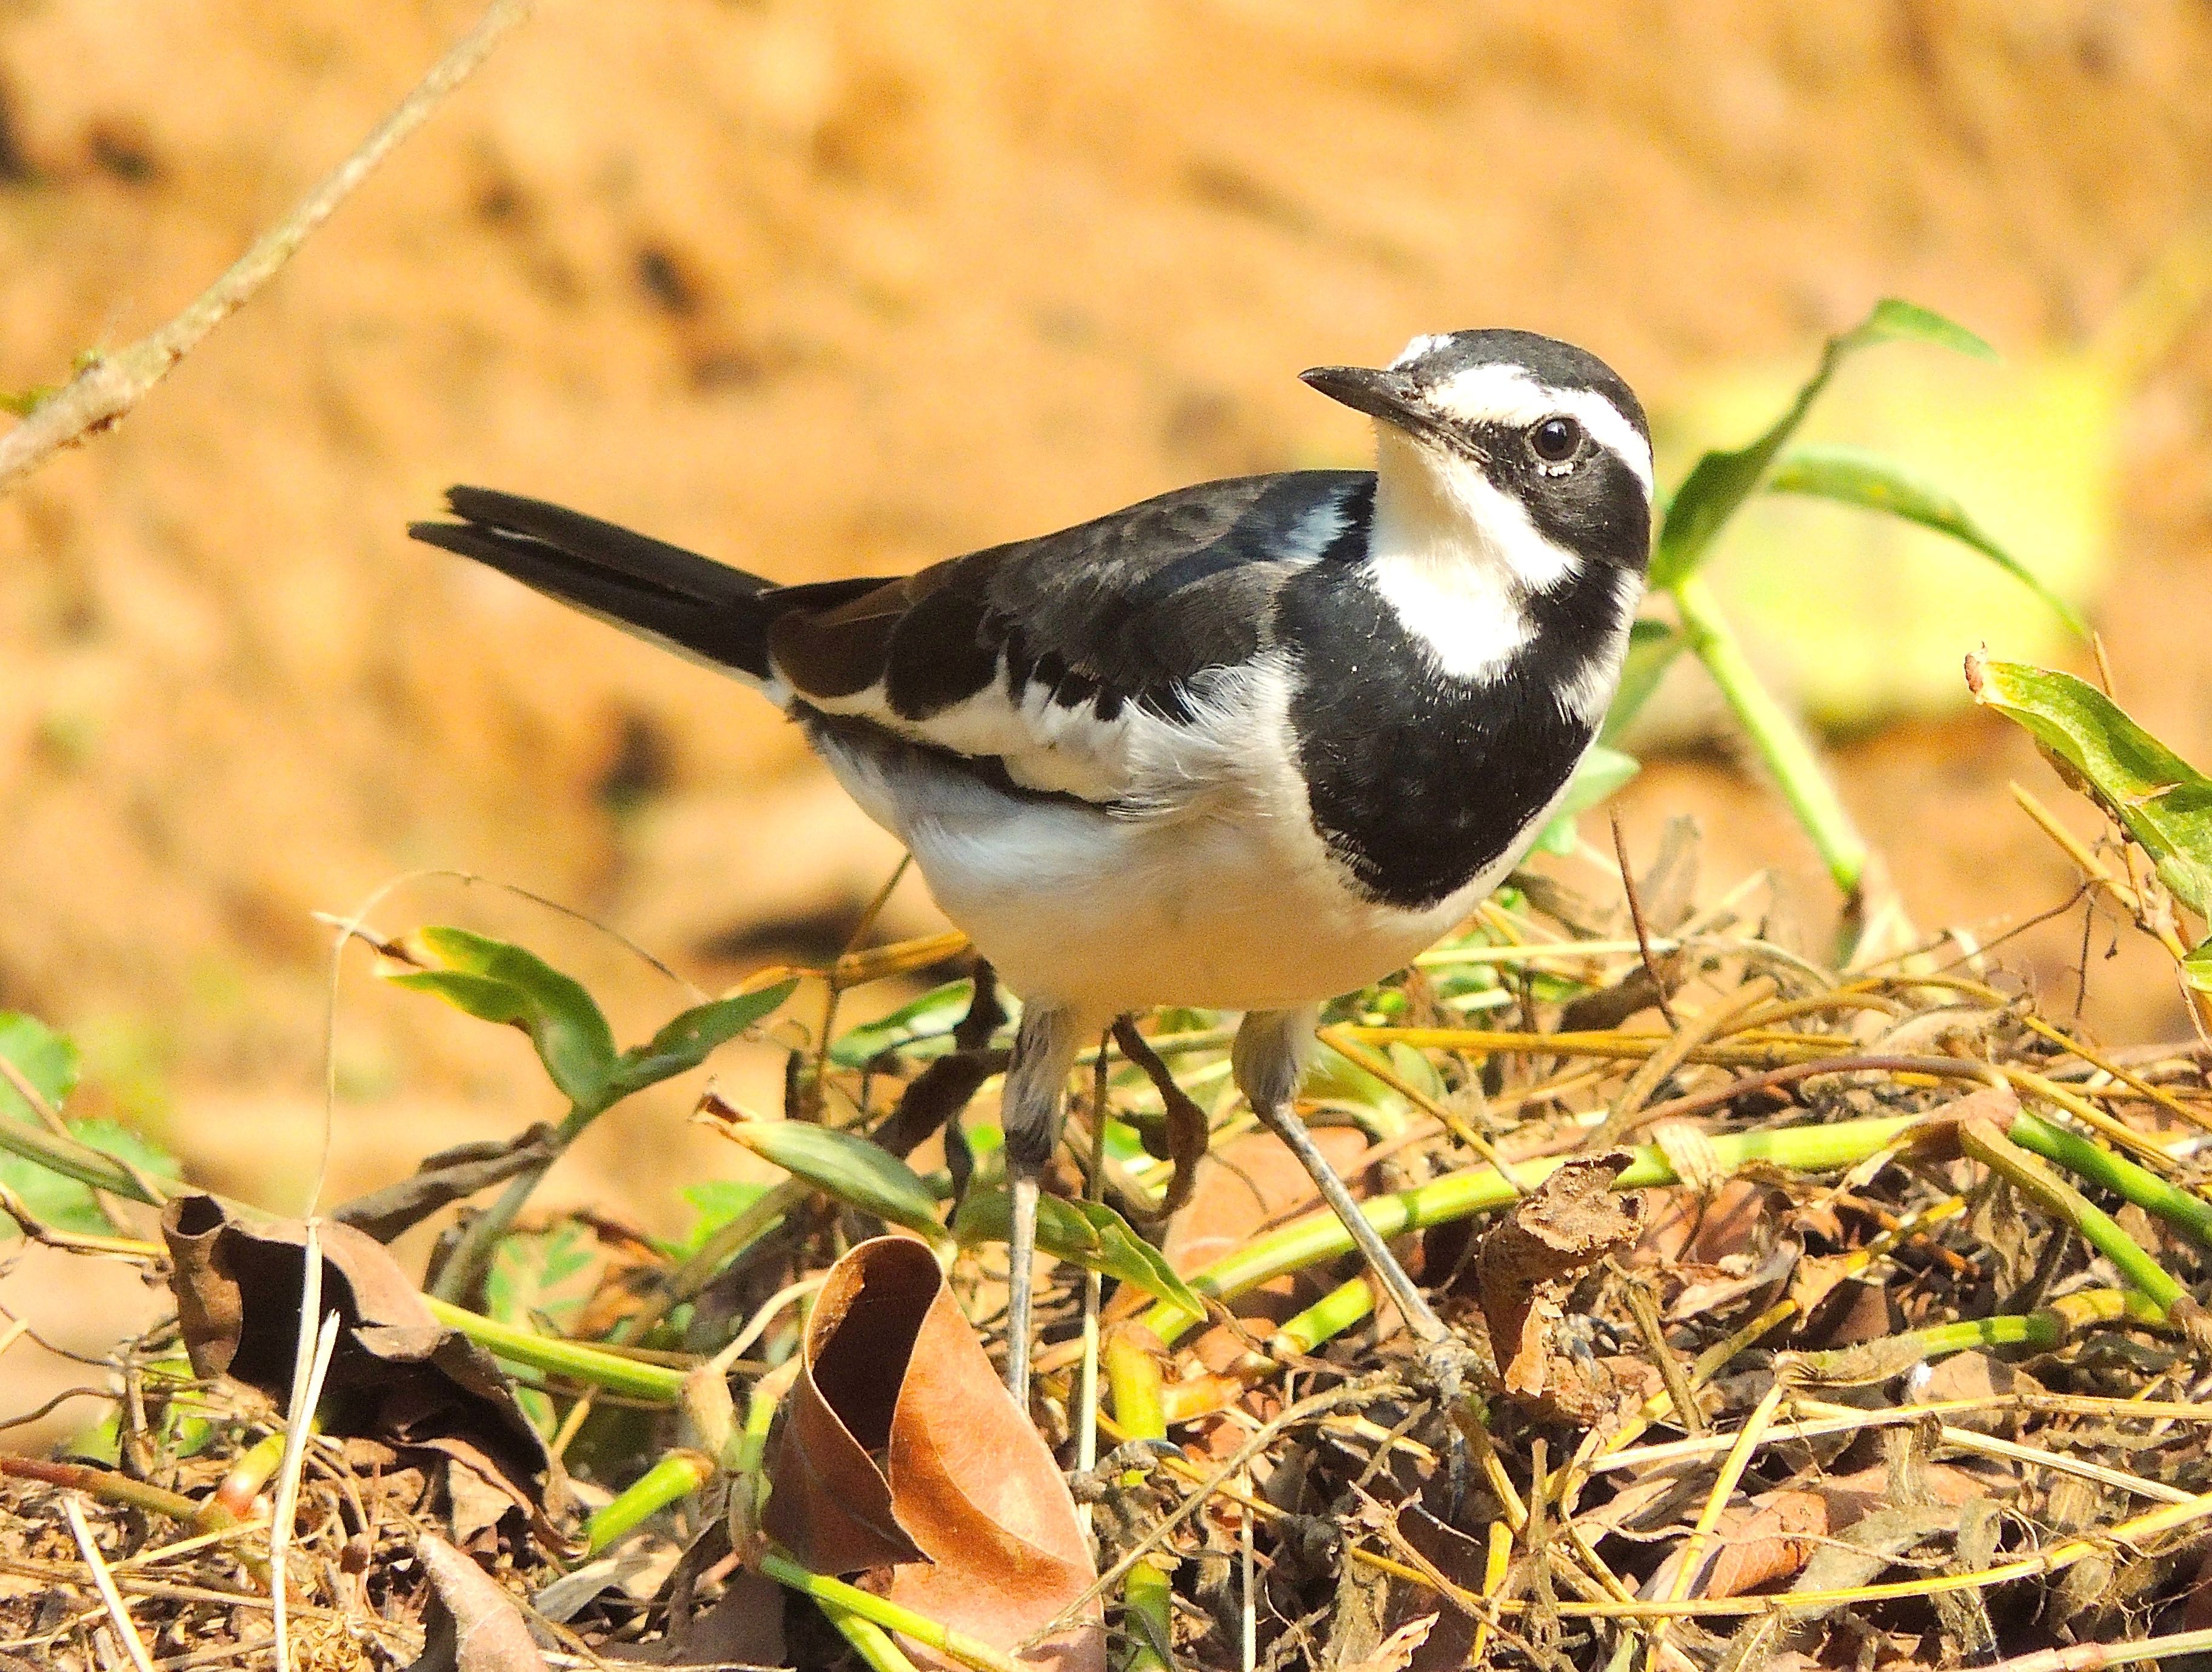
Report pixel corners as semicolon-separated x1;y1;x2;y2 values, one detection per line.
900;797;1495;1019
802;677;1575;1023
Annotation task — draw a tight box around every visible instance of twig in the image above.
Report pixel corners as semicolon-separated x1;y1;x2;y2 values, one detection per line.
62;1494;158;1672
1042;1377;1406;1638
1317;1025;1526;1191
1654;1379;1785;1662
1598;975;1779;1142
1620;1276;1705;1437
271;1224;342;1672
2;1455;230;1530
0;1051;68;1140
0;0;533;495
1612;810;1681;1028
1980;1624;2212;1672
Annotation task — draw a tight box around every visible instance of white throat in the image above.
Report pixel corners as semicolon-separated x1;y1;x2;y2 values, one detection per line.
1364;428;1579;684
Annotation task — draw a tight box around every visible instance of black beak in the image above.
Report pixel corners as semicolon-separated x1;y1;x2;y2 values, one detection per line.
1299;364;1434;436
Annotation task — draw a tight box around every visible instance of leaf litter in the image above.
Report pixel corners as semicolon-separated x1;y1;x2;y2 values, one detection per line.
6;796;2212;1670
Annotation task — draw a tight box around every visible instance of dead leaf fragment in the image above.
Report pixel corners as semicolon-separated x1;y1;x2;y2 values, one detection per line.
330;1125;561;1243
1701;1490;1827;1599
160;1194;569;1536
406;1534;549;1672
763;1236;1103;1672
1337;1613;1436;1672
1475;1153;1644;1409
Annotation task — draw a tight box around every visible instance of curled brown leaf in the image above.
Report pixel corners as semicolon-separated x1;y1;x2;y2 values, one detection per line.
161;1194;570;1537
763;1237;1103;1672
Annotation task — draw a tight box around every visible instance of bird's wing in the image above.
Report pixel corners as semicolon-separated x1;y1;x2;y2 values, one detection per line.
768;470;1374;805
411;472;1374;809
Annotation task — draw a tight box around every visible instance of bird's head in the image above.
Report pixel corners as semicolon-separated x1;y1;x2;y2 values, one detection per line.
1301;330;1654;585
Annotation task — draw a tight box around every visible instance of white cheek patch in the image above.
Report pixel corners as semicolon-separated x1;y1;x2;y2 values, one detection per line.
1423;364;1654;497
1365;546;1535;684
1365;436;1571;681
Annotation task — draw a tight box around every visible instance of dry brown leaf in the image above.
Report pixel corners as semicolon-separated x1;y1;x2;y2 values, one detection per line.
1901;1083;2023;1162
1638;1178;1774;1268
1475;1152;1644;1411
763;1237;1103;1672
329;1126;561;1243
1796;1274;1902;1351
1386;1505;1483;1672
1911;1350;2040;1431
1337;1613;1436;1672
160;1194;569;1536
1701;1489;1828;1599
1162;1125;1377;1369
609;1571;790;1668
1665;1240;1798;1322
406;1534;549;1672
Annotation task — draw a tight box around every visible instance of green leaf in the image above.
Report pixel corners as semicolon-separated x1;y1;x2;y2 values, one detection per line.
1531;744;1641;855
1652;298;1995;590
0;1012;80;1122
1767;445;2087;637
678;1179;772;1253
829;979;1003;1069
1967;657;2212;918
485;1221;598;1333
717;1119;944;1237
2185;937;2212;995
384;928;618;1108
1;1117;181;1238
606;979;797;1100
1599;619;1683;744
953;1191;1201;1315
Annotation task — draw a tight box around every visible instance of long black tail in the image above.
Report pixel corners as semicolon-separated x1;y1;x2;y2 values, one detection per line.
409;486;785;681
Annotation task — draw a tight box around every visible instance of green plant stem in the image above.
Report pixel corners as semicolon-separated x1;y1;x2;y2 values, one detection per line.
0;1119;150;1199
1104;1330;1174;1672
819;1600;926;1672
757;1548;1019;1672
431;1095;606;1303
1959;1119;2184;1310
1269;1276;1377;1357
619;1180;803;1343
1789;1290;2162;1378
585;1449;714;1553
1671;573;1869;899
422;1296;688;1402
1136;1105;2212;1346
0;1454;236;1530
1137;1112;1922;1343
2012;1111;2212;1250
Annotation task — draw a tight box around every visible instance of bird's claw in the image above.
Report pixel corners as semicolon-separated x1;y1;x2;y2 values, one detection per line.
1411;1332;1484;1408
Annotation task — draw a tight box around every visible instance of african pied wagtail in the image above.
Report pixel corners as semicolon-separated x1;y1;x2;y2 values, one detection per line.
411;329;1655;1394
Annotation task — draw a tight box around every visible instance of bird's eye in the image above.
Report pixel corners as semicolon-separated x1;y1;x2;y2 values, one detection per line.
1529;416;1582;465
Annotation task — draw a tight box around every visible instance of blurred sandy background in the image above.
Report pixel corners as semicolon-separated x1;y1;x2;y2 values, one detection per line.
3;1;2211;1413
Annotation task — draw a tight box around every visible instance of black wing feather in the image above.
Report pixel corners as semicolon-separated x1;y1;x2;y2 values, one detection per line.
411;472;1373;800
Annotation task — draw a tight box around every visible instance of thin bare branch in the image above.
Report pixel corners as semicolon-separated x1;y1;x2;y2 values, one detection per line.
0;0;532;495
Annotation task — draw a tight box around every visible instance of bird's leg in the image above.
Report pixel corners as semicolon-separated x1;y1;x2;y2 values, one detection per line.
999;1001;1083;1398
1232;1006;1450;1346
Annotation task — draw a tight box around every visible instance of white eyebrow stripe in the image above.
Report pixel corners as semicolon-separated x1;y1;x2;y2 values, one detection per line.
1389;333;1453;369
1423;364;1654;496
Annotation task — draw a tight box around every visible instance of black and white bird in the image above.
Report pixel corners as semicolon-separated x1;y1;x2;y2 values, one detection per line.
410;329;1654;1393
